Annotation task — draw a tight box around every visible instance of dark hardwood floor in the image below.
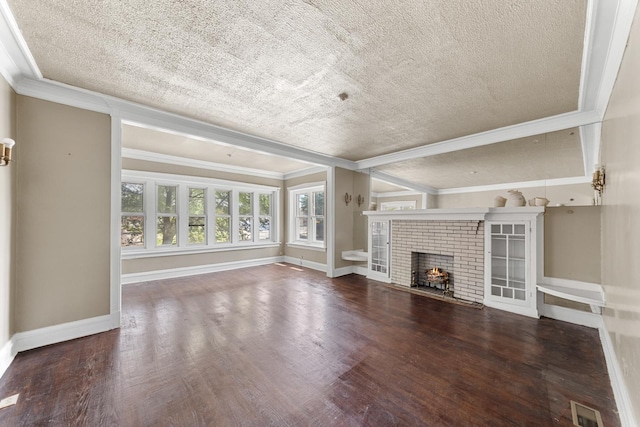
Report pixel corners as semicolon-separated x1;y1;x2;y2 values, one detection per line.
0;264;618;426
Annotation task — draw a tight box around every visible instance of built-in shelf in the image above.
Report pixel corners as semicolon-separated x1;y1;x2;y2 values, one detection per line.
537;283;605;307
342;249;368;262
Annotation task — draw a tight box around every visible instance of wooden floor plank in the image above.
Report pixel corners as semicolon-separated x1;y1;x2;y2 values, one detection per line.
0;264;619;426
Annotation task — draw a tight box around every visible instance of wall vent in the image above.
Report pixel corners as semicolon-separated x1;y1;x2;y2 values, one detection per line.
571;400;603;427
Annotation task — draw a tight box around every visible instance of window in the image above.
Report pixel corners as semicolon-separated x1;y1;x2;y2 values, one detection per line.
188;188;206;245
121;182;145;247
120;170;279;255
238;191;253;241
259;193;272;241
214;190;231;243
157;185;178;246
288;183;325;248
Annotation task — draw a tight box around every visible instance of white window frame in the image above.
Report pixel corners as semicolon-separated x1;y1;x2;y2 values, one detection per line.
121;170;280;258
287;182;326;249
120;181;146;248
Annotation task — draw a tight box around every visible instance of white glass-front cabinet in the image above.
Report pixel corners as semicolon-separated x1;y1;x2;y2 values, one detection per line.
484;210;543;318
368;220;391;282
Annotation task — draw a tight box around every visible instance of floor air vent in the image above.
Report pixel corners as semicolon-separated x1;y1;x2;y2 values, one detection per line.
571;401;603;427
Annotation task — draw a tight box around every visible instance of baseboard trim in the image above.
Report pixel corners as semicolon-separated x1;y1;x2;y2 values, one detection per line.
282;256;326;273
598;318;637;427
354;265;368;276
122;256;284;284
0;336;16;380
539;303;602;328
12;312;120;354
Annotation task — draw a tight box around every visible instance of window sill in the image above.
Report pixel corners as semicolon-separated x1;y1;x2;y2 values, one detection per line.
286;243;326;252
122;242;282;259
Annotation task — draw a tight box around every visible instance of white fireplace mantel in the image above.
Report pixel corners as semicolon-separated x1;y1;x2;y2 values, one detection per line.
364;207;544;221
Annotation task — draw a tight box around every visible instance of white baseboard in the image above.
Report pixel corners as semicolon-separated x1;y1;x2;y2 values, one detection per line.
0;337;16;380
333;265;369;277
354;265;368;276
539;303;602;328
122;256;284;284
283;256;326;273
12;312;120;354
598;318;637;427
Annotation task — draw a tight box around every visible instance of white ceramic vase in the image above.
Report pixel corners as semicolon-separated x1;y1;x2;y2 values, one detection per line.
506;190;526;207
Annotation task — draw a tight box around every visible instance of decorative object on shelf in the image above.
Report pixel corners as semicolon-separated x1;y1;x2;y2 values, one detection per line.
592;165;605;196
506;189;526;207
528;198;535;206
344;192;352;206
534;197;550;207
1;138;15;166
494;196;507;207
368;202;377;211
356;194;365;207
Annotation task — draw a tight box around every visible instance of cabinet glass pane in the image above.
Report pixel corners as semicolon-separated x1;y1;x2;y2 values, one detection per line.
492;237;506;257
514;224;526;234
503;288;513;298
509;235;525;259
492;278;506;287
502;224;512;234
491;286;501;296
491;258;506;279
491;224;501;234
509;280;526;290
508;259;525;281
514;290;526;300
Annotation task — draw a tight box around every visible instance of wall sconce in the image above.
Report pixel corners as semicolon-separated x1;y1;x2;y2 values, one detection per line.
344;192;352;206
592;165;605;196
356;194;365;207
1;138;15;166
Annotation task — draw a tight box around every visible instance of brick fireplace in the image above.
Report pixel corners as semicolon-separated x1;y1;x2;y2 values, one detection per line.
392;220;484;303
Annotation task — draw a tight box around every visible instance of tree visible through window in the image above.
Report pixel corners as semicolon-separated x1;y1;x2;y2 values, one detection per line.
289;184;325;246
215;190;231;243
188;188;206;244
121;182;144;247
157;185;177;246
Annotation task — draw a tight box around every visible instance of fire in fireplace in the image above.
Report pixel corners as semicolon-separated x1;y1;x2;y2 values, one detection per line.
411;252;455;297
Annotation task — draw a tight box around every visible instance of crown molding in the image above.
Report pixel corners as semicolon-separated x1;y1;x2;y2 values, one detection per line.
12;76;358;170
436;176;591;196
0;0;41;84
585;0;639;119
1;0;637;180
122;148;288;180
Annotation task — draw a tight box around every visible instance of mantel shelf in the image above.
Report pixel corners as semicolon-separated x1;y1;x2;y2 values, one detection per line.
364;207;544;221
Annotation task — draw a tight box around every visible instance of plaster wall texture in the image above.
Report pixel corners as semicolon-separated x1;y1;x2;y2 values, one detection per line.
16;96;111;331
0;74;16;349
600;4;640;422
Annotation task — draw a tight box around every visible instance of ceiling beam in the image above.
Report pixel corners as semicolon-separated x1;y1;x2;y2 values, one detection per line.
370;170;437;195
357;110;601;170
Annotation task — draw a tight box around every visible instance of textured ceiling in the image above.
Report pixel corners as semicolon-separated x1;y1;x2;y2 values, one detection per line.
122;124;314;174
9;0;587;162
376;128;584;189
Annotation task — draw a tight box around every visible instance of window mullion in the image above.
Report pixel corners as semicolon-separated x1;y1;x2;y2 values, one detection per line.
178;184;188;247
207;186;215;246
146;180;155;249
231;190;239;244
253;191;259;243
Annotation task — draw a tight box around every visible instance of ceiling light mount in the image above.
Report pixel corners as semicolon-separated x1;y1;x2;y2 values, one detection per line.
338;92;349;101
